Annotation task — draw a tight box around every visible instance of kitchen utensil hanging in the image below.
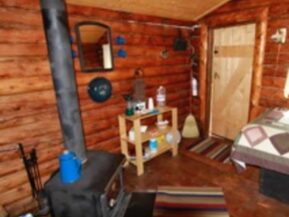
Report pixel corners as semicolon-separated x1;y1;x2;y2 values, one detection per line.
173;29;187;51
87;77;112;103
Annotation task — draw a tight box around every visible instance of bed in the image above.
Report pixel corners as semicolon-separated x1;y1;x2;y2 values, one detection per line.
231;108;289;175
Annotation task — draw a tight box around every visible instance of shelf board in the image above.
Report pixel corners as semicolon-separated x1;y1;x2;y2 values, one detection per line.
119;106;174;121
129;142;173;166
121;126;172;144
141;126;172;142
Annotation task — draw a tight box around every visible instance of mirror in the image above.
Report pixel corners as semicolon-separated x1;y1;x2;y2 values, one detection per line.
75;21;114;72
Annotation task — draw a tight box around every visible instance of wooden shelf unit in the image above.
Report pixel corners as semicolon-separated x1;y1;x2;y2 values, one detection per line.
118;106;178;176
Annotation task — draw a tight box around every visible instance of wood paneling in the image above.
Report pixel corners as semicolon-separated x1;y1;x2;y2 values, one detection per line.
0;1;192;216
195;0;289;134
203;0;289;113
66;0;229;22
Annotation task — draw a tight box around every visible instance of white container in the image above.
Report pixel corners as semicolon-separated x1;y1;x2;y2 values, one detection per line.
192;77;198;96
156;120;169;130
134;100;146;114
148;97;154;110
128;126;148;141
156;86;166;107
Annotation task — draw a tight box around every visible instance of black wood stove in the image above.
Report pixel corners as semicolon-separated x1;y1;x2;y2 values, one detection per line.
45;151;131;217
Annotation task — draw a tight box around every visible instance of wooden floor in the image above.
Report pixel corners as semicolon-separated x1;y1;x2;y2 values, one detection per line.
124;141;289;217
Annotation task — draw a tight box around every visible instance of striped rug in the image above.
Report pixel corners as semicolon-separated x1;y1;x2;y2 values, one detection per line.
189;138;232;163
153;186;229;217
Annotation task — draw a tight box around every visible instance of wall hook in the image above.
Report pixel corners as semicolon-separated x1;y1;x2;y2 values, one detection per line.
271;28;287;44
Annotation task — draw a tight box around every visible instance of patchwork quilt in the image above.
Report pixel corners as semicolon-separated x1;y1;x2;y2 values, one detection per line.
231;108;289;175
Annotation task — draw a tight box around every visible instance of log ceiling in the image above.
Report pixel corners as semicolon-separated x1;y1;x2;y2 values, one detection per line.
65;0;230;21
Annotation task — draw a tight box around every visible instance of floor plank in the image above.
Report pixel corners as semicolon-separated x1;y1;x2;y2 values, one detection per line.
124;148;289;217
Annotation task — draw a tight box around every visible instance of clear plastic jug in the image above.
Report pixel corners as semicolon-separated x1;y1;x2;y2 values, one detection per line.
156;86;166;107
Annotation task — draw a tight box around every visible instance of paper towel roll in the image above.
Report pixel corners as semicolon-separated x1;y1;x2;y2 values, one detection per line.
102;44;112;69
148;97;154;110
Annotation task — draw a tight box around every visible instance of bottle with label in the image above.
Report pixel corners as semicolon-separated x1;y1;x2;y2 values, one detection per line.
156;86;166;107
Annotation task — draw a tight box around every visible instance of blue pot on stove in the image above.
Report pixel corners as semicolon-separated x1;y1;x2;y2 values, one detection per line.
59;150;81;184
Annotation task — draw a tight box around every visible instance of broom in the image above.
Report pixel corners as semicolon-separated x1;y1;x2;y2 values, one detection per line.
0;205;7;217
182;64;200;138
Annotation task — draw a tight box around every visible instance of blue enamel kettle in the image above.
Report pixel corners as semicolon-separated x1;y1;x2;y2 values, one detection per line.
59;150;81;184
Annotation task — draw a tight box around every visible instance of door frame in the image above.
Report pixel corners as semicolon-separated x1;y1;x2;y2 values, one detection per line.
209;23;256;139
198;7;268;137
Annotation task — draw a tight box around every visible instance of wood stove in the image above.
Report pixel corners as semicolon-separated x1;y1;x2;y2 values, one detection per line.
45;151;131;217
40;1;131;216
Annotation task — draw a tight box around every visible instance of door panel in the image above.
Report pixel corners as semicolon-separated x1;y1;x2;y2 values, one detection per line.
210;24;256;140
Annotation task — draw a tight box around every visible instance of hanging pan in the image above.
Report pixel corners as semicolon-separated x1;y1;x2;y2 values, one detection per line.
173;29;187;51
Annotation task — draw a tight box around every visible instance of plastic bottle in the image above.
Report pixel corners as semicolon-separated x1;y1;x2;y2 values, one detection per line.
156;86;166;107
192;78;198;96
149;138;158;154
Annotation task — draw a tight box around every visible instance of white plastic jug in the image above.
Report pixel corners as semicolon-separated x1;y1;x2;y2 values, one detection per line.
156;86;166;107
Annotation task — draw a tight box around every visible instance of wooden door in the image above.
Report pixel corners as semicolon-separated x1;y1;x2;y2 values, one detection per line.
210;23;256;140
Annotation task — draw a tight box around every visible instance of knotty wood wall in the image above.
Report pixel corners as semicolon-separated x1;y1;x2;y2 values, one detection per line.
195;0;289;132
0;1;195;215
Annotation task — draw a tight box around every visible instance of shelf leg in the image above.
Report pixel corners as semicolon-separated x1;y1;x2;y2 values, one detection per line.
157;114;163;122
172;108;178;156
134;119;144;176
118;116;129;167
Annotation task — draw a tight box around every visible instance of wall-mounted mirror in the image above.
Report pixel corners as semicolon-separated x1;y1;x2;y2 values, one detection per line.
75;21;114;72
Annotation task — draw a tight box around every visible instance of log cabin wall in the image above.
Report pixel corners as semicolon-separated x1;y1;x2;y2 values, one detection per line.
195;0;289;132
0;0;194;216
